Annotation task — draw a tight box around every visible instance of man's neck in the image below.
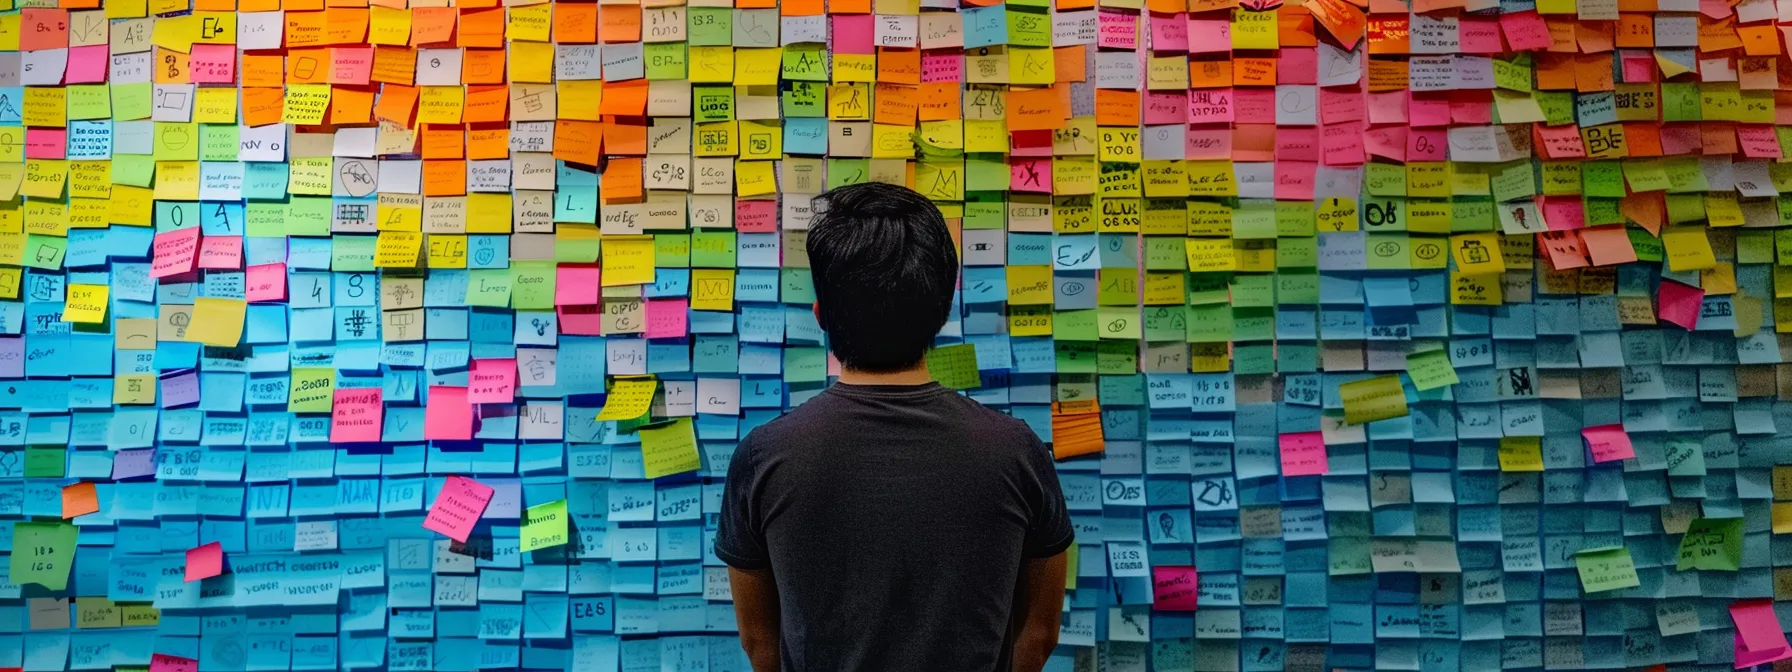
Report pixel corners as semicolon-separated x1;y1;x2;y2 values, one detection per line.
836;363;934;386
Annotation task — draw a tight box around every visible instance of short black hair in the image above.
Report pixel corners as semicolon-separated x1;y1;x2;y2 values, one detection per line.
806;183;958;373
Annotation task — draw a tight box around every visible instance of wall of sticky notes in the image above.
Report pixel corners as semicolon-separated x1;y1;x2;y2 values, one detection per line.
8;0;1792;669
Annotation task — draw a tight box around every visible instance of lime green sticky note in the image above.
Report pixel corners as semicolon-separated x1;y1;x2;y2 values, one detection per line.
781;44;828;82
1053;309;1099;342
687;7;733;45
66;84;112;120
24;447;65;478
1581;161;1626;198
1405;350;1459;391
925;343;983;390
783;81;826;117
510;261;557;310
643;43;688;80
783;347;827;383
692;86;735;123
520;500;569;552
640;418;701;479
467;269;514;308
1575;546;1641;593
201;125;240;162
286;196;333;236
12;522;78;590
1676;517;1743;571
1055;342;1098;374
691;230;737;268
24;234;66;270
330;236;376;272
289;368;337;413
112;82;153;121
653;234;690;268
111;155;157;187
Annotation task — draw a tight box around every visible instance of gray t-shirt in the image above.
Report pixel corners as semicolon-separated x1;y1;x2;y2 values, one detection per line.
715;382;1074;672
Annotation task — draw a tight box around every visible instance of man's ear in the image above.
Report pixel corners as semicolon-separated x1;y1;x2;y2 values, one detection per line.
812;302;821;322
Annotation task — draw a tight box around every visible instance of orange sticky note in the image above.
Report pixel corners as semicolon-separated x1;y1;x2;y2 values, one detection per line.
873;82;919;126
61;482;98;519
599;5;641;43
1007;87;1064;132
601;157;644;204
422;160;467;196
459;8;507;48
1051;403;1106;460
410;7;457;46
553;3;599;43
600;79;649;116
463;85;509;123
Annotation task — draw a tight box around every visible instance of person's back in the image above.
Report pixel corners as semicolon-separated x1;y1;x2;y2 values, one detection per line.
715;183;1073;672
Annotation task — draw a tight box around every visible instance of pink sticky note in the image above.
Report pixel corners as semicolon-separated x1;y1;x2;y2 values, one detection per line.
1364;127;1407;161
1500;11;1552;51
556;265;601;305
1459;17;1503;53
1150;13;1190;52
1274;161;1316;200
65;45;108;84
1657;280;1705;330
151;228;202;278
1187;89;1235;124
647;299;689;339
159;370;200;408
330;46;374;85
1277;48;1317;84
1322;123;1367;166
1536;125;1587;159
1185;128;1231;159
184;542;223;582
422;475;495;543
1097;10;1137;49
920;52;963;83
737;200;777;233
1152;566;1199;611
1738;125;1783;159
1010;158;1052;193
188;44;237;84
1279;431;1328;476
1188;19;1231;53
330;387;384;443
246;263;287;302
1732;600;1792;667
1581;226;1638;267
1319;89;1365;124
26;129;66;160
1448;91;1493;125
1583;424;1636;463
424;386;475;440
1540;197;1586;231
1538;231;1591;271
112;449;157;481
1233;88;1275;124
831;15;875;54
558;305;604;335
1275;128;1320;162
1407;94;1453;127
1144;91;1188;125
150;654;198;672
1367;91;1409;124
197;235;243;270
1406;128;1447;162
468;358;517;404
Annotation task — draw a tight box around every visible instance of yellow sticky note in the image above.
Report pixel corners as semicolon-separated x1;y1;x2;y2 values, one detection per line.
1007;265;1053;305
691;269;736;311
734;47;783;86
601;235;656;286
520;500;569;552
595;377;658;422
283;85;332;125
188;297;246;347
1497;437;1545;472
417;86;464;124
1231;9;1280;49
375;232;424;268
21;160;67;199
369;6;412;45
62;284;108;324
1184;238;1237;272
1451;232;1505;275
735;161;777;197
1339;375;1409;425
1661;225;1717;272
639;418;702;479
1773;503;1792;534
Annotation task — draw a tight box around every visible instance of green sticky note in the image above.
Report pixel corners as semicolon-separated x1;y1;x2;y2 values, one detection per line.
66;84;112;120
779;268;814;304
783;347;827;383
1665;440;1706;476
1661;82;1701;122
12;522;78;590
467;269;514;308
1185;304;1233;343
286;196;333;236
1234;344;1275;375
691;230;737;268
1230;274;1275;308
827;158;870;190
652;233;690;268
1231;202;1277;239
510;261;556;310
1535;91;1574;126
1364;163;1406;197
1575;546;1641;593
1488;161;1536;202
1492;57;1532;92
1055;342;1098;374
1143;307;1185;342
520;500;570;552
1097;374;1144;406
640;418;702;479
112;82;152;121
330;236;376;272
783;81;826;117
687;7;733;45
1404;350;1459;391
781;44;828;82
1676;517;1743;571
1629;229;1664;262
555;228;602;263
1098;306;1141;340
24;234;66;270
1581;161;1626;198
24;446;65;478
111;155;157;187
1053;309;1099;341
925;343;983;390
643;43;687;80
201;124;240;162
692;86;734;123
1095;341;1137;375
246;203;288;238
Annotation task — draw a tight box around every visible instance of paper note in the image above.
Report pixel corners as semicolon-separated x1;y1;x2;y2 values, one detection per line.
596;377;658;421
1497;437;1545;472
520;499;569;552
1403;350;1458;391
330;388;384;443
1278;431;1327;476
1583;424;1635;463
422;475;495;543
1051;403;1106;460
639;417;701;479
424;386;475;440
10;522;77;590
1339;376;1409;425
1575;546;1641;593
1151;566;1199;611
184;541;223;582
61;482;99;518
1676;517;1743;571
925;343;983;390
1732;600;1792;666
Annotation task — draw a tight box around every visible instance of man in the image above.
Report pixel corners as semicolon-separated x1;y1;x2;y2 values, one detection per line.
715;183;1074;672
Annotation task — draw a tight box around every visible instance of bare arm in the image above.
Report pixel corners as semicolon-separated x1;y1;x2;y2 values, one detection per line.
729;567;782;672
1011;550;1068;672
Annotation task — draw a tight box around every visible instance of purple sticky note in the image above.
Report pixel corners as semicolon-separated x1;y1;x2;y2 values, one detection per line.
482;478;522;519
160;369;200;408
0;337;22;379
112;449;157;480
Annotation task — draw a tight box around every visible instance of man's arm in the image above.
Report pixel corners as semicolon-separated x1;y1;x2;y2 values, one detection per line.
1010;550;1067;672
729;567;781;672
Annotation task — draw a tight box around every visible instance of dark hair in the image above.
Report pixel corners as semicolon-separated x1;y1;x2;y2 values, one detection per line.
806;183;958;373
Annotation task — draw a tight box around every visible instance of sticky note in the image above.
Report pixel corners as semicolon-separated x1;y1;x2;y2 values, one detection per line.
1339;376;1409;425
520;499;569;552
1676;517;1743;571
11;522;77;590
423;476;495;543
1151;566;1198;611
925;343;983;390
639;417;701;479
596;377;658;421
184;541;223;582
1575;546;1640;593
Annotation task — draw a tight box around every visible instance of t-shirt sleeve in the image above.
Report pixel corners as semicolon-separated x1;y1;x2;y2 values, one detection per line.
1019;431;1075;559
713;436;772;570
